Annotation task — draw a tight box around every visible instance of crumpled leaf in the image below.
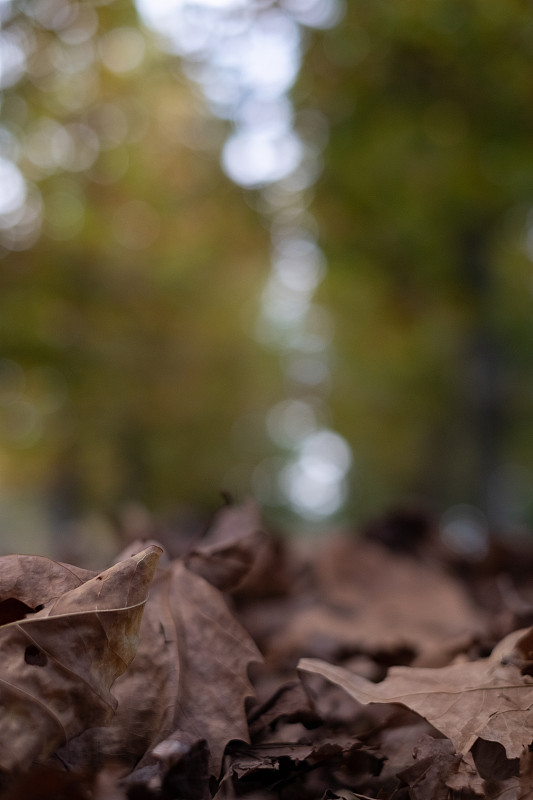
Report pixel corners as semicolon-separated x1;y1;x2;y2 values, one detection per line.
397;736;460;800
299;627;533;758
445;751;486;797
0;556;95;625
59;555;262;777
248;680;319;741
220;739;373;785
0;545;161;772
184;498;267;592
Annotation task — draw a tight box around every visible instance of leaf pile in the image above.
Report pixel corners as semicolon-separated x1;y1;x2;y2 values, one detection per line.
3;501;533;799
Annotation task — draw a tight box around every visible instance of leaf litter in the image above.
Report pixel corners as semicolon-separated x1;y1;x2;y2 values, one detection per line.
3;500;533;798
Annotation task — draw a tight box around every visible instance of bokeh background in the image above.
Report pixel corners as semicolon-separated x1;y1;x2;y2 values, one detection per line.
2;0;533;558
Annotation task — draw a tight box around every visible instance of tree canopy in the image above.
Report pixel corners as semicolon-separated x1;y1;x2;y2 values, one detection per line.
1;0;533;537
308;0;533;525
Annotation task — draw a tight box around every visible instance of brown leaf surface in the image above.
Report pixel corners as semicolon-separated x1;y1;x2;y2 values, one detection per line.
299;627;533;758
60;556;262;777
0;556;95;625
445;751;486;797
397;736;460;800
6;513;533;798
0;545;161;772
184;499;267;592
257;536;486;669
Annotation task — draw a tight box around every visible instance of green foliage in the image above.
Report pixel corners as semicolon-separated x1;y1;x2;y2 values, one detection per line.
2;0;533;528
306;0;533;521
0;1;278;515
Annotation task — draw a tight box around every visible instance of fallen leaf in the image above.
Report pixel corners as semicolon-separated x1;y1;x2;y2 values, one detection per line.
221;739;371;782
0;556;95;624
264;537;485;669
248;680;319;741
470;738;519;781
445;751;485;797
184;499;267;592
397;736;461;800
519;749;533;800
298;627;533;758
0;545;161;772
59;556;262;777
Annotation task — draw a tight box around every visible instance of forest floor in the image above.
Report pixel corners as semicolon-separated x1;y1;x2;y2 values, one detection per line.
1;499;533;799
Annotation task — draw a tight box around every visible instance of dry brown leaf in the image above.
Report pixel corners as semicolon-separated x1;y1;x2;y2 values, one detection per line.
60;556;262;777
266;537;485;668
518;749;533;800
0;556;95;625
397;735;460;800
184;499;267;592
0;545;161;773
445;751;486;797
248;681;319;741
299;627;533;758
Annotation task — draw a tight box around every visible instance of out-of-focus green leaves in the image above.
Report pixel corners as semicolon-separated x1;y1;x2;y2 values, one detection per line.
2;0;533;531
0;1;279;519
305;0;533;522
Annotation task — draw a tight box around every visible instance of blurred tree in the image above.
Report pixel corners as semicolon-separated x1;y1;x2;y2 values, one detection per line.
304;0;533;525
0;0;279;524
4;0;533;535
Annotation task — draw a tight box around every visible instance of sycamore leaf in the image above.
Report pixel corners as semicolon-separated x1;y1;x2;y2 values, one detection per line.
59;556;262;777
0;545;161;772
298;628;533;759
